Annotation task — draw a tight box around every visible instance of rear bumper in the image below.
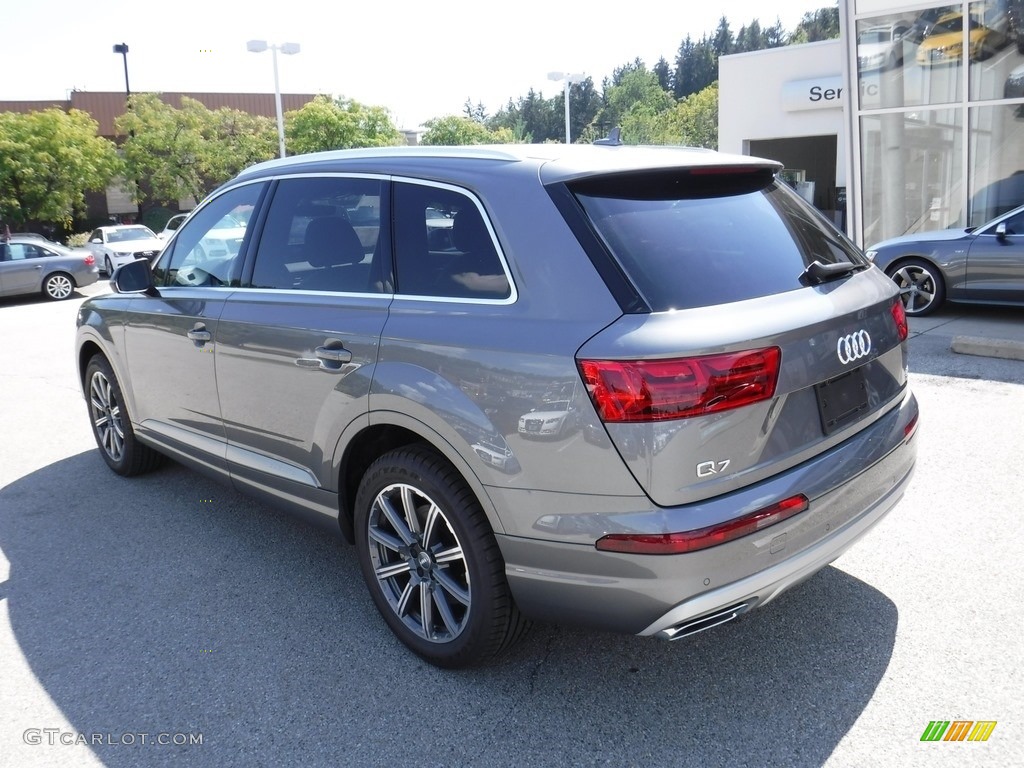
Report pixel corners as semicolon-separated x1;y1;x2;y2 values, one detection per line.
496;390;918;636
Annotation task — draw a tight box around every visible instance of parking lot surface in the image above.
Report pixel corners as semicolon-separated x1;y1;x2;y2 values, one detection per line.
1;283;1022;767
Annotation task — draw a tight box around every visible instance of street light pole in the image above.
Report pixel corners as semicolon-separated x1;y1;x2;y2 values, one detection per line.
547;71;585;144
247;40;301;158
112;43;130;101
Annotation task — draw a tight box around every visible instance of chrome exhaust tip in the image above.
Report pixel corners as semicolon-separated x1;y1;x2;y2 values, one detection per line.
655;601;752;641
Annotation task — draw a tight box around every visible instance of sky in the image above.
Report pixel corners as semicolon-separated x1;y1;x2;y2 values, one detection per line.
2;1;826;129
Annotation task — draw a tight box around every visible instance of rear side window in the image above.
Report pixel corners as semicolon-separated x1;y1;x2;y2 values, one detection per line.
572;171;866;312
393;181;511;300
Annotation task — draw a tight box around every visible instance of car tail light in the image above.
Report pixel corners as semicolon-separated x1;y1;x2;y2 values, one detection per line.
596;494;809;555
578;347;781;423
83;254;95;267
890;299;908;341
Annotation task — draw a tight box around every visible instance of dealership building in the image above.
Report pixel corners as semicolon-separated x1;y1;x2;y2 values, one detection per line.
719;0;1024;247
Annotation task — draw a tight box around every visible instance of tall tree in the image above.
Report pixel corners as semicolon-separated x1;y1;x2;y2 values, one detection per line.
791;5;841;43
285;95;403;155
117;94;278;206
0;108;122;227
653;57;674;93
712;15;734;57
763;17;789;47
597;67;674;138
463;99;488;123
420;115;513;145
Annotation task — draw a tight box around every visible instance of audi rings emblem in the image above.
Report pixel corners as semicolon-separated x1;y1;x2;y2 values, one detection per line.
837;330;872;365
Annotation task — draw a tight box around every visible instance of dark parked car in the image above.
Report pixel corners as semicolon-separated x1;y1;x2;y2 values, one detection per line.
76;145;918;668
1;237;99;300
867;204;1024;315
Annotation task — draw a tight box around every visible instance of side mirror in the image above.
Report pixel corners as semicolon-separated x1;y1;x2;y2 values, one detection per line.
995;222;1008;240
112;258;158;295
90;238;102;244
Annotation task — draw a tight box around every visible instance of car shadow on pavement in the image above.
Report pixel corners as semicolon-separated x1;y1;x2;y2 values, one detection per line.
1;452;898;767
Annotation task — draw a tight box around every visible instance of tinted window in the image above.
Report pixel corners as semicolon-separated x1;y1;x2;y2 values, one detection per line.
573;173;866;312
154;183;263;287
250;176;385;293
393;182;510;300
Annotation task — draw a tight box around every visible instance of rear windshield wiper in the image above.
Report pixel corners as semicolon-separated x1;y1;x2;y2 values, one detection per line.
799;260;869;286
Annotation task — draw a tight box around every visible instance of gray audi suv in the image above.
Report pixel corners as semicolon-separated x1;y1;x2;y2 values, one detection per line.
75;144;919;668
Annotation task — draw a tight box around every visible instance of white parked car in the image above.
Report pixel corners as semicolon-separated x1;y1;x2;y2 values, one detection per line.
858;22;911;71
158;213;189;240
86;225;163;276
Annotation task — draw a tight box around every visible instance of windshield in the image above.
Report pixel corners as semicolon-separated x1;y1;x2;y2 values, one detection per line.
108;226;156;243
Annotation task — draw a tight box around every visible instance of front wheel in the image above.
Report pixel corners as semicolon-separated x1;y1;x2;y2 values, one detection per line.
84;355;164;476
887;259;946;316
104;255;113;276
43;272;74;300
354;446;529;668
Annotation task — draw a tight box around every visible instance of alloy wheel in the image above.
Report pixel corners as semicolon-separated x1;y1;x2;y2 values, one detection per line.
366;483;471;643
891;263;939;315
89;370;125;462
45;274;73;300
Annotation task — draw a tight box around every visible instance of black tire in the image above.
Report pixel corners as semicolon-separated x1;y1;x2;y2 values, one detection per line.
42;272;75;300
84;355;164;476
354;445;529;668
104;255;113;277
887;258;946;316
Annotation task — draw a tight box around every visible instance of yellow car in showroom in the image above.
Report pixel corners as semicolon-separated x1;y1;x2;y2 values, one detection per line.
916;11;1008;65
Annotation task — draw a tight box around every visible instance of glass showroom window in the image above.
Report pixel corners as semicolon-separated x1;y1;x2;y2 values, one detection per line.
969;105;1024;226
860;108;963;244
968;0;1022;102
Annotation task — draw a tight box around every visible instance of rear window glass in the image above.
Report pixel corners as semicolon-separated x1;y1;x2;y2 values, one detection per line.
572;172;866;311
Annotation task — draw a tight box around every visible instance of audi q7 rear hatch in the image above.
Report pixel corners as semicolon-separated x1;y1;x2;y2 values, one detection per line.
565;167;911;507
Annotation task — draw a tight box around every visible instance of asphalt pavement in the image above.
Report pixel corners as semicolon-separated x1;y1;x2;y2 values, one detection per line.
1;283;1022;768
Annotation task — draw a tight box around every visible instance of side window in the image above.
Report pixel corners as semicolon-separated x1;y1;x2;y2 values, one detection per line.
6;244;32;261
998;211;1023;235
250;176;385;294
154;183;263;287
393;182;510;300
88;229;103;244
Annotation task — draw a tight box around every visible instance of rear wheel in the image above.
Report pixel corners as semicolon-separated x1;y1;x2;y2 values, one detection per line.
354;445;529;668
85;355;164;476
887;259;945;316
43;272;74;300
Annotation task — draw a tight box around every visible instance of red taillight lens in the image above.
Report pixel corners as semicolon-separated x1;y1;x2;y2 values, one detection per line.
578;347;781;423
83;254;95;267
890;299;908;341
595;494;809;555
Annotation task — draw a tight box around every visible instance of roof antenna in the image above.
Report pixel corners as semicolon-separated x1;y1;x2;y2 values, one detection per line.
594;127;622;146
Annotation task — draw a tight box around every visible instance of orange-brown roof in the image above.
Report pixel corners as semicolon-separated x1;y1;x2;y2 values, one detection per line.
0;91;320;136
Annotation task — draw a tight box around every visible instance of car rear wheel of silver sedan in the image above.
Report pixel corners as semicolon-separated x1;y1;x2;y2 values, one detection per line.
888;259;946;316
354;446;529;668
43;272;74;300
85;355;164;476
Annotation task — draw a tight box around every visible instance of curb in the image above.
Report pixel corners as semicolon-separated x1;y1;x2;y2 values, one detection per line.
950;335;1024;362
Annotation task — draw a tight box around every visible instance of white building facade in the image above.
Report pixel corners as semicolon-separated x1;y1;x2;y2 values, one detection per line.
720;0;1024;247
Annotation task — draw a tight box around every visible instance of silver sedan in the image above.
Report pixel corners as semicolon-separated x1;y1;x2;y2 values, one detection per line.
0;237;100;300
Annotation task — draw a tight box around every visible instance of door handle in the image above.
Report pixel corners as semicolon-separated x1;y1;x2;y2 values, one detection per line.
315;345;352;363
187;325;212;343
